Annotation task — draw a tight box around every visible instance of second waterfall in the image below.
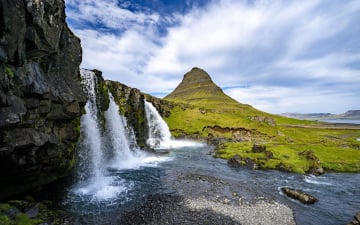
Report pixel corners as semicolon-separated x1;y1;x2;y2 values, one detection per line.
71;69;168;202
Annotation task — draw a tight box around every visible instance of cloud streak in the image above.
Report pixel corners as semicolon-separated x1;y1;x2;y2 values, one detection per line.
65;0;360;113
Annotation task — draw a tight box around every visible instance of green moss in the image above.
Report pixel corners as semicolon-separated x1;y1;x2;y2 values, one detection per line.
0;214;11;225
15;213;42;225
215;137;360;174
4;65;14;79
0;204;10;212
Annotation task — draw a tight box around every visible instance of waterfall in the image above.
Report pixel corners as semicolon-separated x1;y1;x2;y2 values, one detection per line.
144;101;172;149
105;93;146;170
144;101;204;149
78;69;105;181
70;70;170;202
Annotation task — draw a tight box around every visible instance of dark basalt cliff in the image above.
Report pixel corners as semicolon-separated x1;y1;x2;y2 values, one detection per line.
0;0;86;199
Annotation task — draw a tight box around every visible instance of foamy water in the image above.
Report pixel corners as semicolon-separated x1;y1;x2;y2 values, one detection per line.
304;175;333;186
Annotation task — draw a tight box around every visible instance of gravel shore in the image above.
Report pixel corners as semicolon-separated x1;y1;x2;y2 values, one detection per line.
120;172;296;225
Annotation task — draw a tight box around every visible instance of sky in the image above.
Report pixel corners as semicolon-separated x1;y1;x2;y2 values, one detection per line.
65;0;360;114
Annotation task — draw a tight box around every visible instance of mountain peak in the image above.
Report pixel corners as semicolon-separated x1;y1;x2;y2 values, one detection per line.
181;67;215;87
164;67;237;104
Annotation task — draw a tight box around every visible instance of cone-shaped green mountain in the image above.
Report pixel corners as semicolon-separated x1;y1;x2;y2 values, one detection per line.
165;67;238;105
161;67;360;174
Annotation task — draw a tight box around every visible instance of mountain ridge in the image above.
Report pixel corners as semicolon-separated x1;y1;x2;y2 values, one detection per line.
282;110;360;120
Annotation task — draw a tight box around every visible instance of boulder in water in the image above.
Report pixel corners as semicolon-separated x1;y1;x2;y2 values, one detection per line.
346;211;360;225
281;187;317;204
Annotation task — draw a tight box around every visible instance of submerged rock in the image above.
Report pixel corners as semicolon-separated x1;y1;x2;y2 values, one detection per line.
281;187;318;204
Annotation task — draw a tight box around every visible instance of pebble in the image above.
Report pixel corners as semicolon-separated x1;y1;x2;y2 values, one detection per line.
120;172;296;225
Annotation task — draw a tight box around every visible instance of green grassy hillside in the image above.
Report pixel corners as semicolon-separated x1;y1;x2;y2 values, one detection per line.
163;68;360;174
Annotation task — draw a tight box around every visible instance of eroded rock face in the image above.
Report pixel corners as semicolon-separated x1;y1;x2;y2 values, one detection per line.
0;0;85;199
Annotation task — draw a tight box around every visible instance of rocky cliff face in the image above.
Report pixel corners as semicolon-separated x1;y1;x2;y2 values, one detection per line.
106;80;149;148
0;0;86;199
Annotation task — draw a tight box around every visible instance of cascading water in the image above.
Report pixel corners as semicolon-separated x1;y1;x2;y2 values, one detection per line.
73;69;129;201
105;94;162;170
77;69;105;184
68;70;170;204
144;101;172;149
144;100;204;149
49;71;359;225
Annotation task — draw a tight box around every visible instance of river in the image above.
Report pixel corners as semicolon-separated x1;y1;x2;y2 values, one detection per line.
49;70;359;225
35;143;359;225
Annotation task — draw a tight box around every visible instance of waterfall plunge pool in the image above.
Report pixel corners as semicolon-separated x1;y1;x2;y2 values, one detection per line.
34;70;359;225
34;144;360;225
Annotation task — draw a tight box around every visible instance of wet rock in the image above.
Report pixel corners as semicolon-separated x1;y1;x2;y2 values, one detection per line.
0;199;71;224
244;158;258;170
356;212;360;221
228;155;258;170
228;154;243;167
119;194;241;225
281;187;317;204
25;203;39;218
0;0;86;199
277;162;293;172
347;212;360;225
252;144;266;153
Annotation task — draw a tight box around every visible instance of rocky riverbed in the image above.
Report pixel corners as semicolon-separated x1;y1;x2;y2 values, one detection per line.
119;172;295;225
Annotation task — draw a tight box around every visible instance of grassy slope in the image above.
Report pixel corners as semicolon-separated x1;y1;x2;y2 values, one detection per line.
163;68;360;174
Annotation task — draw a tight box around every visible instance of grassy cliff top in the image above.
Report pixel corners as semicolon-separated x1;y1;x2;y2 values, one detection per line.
162;67;360;174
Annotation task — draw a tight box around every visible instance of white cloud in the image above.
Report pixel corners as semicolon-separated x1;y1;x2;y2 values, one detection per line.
65;0;360;113
66;0;160;29
225;85;359;114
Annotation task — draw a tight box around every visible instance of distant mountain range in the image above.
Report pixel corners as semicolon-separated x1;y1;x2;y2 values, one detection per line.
281;110;360;120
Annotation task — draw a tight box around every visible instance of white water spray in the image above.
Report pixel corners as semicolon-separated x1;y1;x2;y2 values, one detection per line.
72;70;170;201
144;101;204;149
104;94;167;170
144;101;172;149
79;69;105;181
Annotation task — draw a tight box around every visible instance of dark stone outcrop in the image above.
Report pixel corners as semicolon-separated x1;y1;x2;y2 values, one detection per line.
252;144;266;153
202;125;264;142
227;154;258;170
299;150;324;175
0;0;85;199
276;162;293;172
0;199;71;224
281;187;318;204
250;116;276;127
